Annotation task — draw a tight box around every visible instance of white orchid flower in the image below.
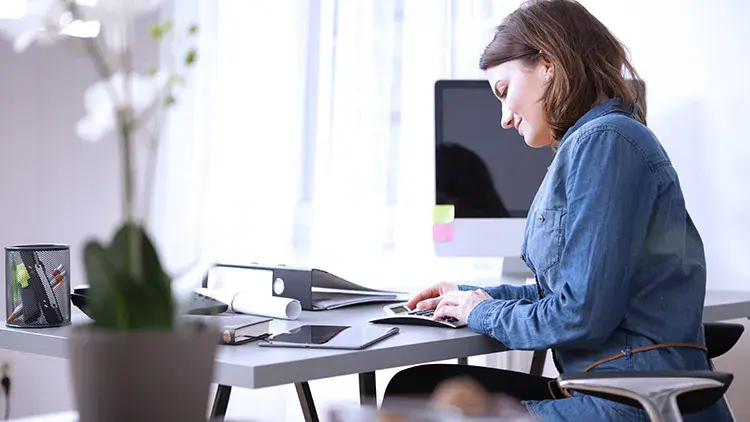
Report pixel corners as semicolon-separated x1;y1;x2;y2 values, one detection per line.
76;71;169;143
88;0;164;15
0;0;68;52
77;0;164;53
0;0;166;53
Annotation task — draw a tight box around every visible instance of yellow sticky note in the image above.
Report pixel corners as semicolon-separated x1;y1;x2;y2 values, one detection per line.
433;205;455;223
15;264;29;288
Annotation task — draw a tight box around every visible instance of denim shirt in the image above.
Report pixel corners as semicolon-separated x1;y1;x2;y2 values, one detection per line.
460;99;732;421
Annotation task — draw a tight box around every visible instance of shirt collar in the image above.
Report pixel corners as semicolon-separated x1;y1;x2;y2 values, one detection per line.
558;98;635;147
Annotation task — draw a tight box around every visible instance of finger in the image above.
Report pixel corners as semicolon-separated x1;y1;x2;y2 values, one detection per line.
433;304;459;320
433;295;458;317
406;286;438;309
435;294;461;311
416;297;442;310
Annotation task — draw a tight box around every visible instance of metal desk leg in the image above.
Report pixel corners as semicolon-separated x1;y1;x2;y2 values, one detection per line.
530;350;547;376
359;372;377;407
209;384;232;421
457;357;468;365
295;382;320;422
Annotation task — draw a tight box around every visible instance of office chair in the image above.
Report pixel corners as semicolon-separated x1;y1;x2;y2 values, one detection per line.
557;322;744;422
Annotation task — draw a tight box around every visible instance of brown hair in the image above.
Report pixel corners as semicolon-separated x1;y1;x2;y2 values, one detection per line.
480;0;646;144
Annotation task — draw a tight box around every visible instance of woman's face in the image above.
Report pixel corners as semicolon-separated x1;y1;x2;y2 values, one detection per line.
486;59;553;148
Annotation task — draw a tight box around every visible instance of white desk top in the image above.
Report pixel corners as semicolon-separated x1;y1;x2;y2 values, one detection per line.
1;289;749;390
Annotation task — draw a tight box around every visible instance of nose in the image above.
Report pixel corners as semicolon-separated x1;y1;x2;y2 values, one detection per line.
501;103;514;129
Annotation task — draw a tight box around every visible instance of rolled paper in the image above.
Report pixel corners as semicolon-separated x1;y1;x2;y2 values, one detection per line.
195;288;302;320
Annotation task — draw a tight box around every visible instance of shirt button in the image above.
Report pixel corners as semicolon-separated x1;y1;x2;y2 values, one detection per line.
537;215;545;222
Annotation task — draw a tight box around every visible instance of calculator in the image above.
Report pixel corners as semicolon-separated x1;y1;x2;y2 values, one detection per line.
367;302;466;328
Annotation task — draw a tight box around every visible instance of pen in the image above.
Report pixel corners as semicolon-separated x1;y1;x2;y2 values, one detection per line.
50;265;66;287
11;261;20;302
7;266;67;323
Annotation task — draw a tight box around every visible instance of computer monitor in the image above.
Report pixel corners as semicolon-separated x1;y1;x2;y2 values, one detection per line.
433;79;554;282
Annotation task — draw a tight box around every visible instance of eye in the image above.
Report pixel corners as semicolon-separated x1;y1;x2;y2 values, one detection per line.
497;86;508;99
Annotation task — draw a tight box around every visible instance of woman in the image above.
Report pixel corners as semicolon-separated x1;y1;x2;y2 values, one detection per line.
382;1;732;421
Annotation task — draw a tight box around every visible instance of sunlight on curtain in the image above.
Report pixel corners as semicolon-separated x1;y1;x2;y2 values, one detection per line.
156;1;523;420
306;0;522;289
156;0;523;290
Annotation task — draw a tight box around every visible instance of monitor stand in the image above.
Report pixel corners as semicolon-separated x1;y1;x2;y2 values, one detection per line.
500;256;534;285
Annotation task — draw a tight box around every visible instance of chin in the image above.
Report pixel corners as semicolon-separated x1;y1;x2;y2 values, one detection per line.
524;136;546;148
523;131;553;148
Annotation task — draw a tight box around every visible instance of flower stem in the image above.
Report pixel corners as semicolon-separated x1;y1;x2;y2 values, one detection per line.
73;0;142;278
117;110;141;278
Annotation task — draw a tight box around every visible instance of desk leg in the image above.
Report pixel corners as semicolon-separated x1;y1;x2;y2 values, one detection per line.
359;372;377;407
529;350;547;376
457;357;468;365
295;382;320;422
210;384;232;421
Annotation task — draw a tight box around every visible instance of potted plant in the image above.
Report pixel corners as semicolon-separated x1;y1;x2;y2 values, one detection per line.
0;1;218;421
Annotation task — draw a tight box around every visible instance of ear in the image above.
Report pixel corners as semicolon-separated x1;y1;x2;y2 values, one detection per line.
538;55;554;81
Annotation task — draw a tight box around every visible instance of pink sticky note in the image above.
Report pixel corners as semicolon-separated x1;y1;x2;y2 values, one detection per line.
433;223;454;243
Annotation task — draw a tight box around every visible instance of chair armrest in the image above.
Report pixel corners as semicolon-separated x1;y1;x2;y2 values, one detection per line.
704;322;745;360
557;371;733;422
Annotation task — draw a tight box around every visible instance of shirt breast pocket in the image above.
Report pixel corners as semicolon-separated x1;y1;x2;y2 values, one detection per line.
527;208;566;274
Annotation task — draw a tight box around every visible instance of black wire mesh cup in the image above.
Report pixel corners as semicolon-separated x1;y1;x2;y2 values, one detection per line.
5;244;71;328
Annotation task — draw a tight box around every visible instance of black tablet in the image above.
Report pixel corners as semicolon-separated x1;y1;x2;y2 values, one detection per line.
258;324;399;350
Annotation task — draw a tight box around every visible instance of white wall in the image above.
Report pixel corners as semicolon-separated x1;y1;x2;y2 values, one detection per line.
0;16;158;418
0;38;113;419
0;1;748;420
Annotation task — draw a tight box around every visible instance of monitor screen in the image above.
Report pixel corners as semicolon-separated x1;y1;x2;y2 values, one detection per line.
435;80;554;218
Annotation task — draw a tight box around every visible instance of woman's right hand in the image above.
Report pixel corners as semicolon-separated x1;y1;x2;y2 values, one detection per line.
406;281;459;310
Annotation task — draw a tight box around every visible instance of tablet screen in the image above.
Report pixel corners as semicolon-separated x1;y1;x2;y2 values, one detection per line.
269;325;350;345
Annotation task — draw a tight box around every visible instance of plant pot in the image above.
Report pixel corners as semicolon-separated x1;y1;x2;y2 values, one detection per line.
68;323;218;422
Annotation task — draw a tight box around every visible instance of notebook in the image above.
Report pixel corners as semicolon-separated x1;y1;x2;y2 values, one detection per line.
186;314;272;345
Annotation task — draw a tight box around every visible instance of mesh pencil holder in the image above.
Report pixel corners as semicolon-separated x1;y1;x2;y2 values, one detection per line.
5;244;71;328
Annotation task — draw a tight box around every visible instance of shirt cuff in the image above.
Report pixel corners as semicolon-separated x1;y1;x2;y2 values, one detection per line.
458;284;480;292
466;298;495;335
522;400;543;422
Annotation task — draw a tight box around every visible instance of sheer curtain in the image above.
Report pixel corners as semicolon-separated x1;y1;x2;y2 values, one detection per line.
153;0;521;420
153;0;522;290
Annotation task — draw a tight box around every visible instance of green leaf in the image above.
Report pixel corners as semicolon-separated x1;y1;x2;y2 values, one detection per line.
83;240;121;329
163;93;176;107
168;73;185;86
150;19;173;40
84;223;174;332
188;24;199;35
185;48;197;66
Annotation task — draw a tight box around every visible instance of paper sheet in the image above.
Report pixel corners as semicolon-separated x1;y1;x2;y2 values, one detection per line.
196;288;301;320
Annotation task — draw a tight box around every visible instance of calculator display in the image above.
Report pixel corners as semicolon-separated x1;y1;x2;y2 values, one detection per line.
390;305;410;314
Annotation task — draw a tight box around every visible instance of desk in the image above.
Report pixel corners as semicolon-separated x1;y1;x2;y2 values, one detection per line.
1;290;749;422
0;303;506;422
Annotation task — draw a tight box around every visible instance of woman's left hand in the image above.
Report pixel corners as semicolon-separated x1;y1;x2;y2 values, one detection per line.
433;289;492;325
